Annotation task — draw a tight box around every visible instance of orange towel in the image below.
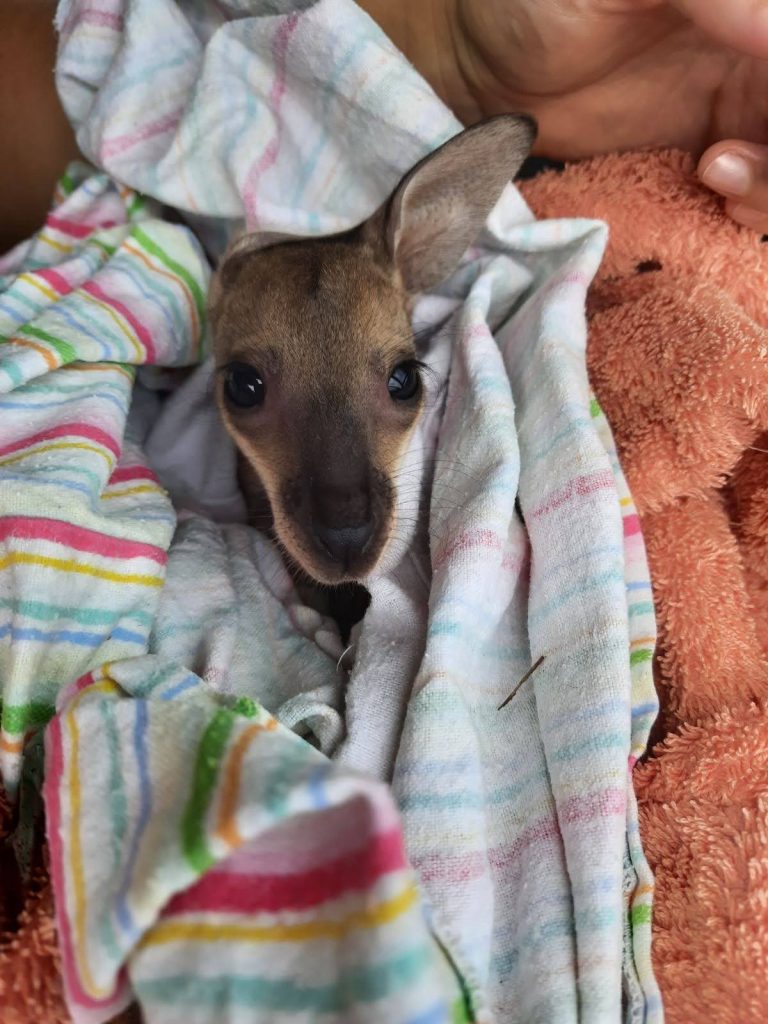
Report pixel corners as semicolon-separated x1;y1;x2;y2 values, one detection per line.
523;149;768;1024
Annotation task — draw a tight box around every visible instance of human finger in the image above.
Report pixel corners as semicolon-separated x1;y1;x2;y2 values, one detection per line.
698;141;768;232
669;0;768;59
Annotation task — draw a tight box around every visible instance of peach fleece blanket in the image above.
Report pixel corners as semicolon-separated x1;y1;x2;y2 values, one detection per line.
523;149;768;1024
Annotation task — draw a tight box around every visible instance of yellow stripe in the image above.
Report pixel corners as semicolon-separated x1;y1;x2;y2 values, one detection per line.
3;335;59;370
141;884;419;949
630;636;655;648
19;273;58;303
67;679;121;999
0;441;113;468
39;234;74;254
79;290;144;361
60;362;135;383
216;719;278;848
0;734;24;754
0;552;163;587
123;241;199;335
102;484;165;500
619;497;633;508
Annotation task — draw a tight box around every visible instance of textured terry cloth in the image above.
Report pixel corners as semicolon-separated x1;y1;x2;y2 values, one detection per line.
3;168;462;1024
523;150;768;1024
0;166;208;796
44;661;463;1024
24;2;659;1022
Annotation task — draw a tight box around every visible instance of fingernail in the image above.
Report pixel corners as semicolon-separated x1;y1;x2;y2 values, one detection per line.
700;153;752;196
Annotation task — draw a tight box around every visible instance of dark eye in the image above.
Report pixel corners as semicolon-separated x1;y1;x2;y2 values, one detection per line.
387;362;421;401
224;363;265;409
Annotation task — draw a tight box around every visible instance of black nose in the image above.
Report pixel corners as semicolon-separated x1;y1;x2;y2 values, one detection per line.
314;521;374;566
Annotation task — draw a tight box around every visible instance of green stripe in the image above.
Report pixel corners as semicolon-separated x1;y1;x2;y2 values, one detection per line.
1;701;55;733
20;325;78;363
628;601;655;618
589;397;601;418
59;169;76;196
181;708;236;873
0;597;153;628
0;357;24;387
90;238;118;258
136;945;433;1012
126;193;146;219
97;700;126;963
132;225;206;321
453;996;473;1024
631;903;652;927
630;648;653;667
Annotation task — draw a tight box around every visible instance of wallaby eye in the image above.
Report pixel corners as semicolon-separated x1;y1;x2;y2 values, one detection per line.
224;363;265;409
387;361;421;402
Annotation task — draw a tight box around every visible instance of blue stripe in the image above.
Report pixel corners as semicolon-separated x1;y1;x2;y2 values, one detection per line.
529;569;625;621
0;622;145;648
116;701;152;937
405;1002;451;1024
631;702;659;718
308;765;330;810
160;673;200;701
0;391;128;414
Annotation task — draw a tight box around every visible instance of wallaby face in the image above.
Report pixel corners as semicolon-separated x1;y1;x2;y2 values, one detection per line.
209;115;536;585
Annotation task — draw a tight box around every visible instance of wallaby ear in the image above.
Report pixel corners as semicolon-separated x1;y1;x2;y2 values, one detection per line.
210;229;292;309
369;114;536;294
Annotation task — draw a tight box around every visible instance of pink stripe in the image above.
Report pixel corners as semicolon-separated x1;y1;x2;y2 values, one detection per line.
415;792;627;884
35;267;74;296
0;516;167;565
80;7;124;30
433;528;503;571
0;422;120;459
165;828;406;916
82;280;157;362
531;470;615;518
559;787;626;824
46;216;96;240
73;670;99;697
44;717;126;1013
100;110;181;161
623;514;642;538
109;465;159;485
244;13;300;224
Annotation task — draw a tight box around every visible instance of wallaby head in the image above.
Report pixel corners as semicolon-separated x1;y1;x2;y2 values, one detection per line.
209;114;536;585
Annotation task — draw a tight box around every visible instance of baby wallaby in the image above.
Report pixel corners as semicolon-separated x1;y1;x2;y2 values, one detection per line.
209;114;535;587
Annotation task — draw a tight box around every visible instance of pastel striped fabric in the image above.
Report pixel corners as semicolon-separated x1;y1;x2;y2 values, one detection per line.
0;166;208;794
24;1;662;1022
45;659;465;1024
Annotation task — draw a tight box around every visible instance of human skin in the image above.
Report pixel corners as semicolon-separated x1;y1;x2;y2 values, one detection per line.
0;1;79;253
1;0;767;249
359;0;768;233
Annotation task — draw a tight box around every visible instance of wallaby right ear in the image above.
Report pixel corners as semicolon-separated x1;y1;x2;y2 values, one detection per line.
209;229;293;311
366;114;536;294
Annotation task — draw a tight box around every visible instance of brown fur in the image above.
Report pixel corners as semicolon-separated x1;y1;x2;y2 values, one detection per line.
209;115;536;585
210;232;421;583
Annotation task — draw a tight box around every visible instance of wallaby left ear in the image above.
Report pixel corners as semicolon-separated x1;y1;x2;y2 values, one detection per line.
368;114;536;294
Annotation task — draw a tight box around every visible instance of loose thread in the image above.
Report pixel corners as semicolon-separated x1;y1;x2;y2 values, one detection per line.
498;655;545;710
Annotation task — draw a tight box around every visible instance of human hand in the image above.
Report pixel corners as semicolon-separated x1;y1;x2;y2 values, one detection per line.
359;0;768;232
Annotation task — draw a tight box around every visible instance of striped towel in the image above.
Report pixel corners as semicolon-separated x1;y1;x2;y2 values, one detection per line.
3;1;664;1021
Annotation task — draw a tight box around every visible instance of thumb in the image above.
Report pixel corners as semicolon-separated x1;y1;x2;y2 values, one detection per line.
669;0;768;59
699;141;768;233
